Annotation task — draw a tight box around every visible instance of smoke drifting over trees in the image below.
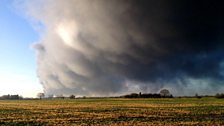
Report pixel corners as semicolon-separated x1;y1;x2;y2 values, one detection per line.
16;0;224;96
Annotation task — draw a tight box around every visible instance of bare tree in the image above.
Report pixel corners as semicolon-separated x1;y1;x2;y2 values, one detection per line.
69;95;75;99
159;89;171;97
37;93;45;99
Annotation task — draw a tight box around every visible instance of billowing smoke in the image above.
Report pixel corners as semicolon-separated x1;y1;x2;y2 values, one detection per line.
17;0;224;96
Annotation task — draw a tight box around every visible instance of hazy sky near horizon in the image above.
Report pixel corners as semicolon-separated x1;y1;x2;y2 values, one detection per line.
0;0;42;97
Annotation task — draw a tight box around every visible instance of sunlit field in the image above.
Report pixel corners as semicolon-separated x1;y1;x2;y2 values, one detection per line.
0;98;224;125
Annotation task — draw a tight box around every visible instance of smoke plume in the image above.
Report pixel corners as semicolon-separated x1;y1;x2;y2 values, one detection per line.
18;0;224;96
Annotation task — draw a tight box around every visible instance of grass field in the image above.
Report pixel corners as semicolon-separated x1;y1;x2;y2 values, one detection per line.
0;98;224;125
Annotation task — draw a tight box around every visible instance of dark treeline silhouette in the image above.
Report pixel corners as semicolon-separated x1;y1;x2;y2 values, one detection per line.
0;94;22;100
2;91;224;100
215;93;224;98
122;92;173;98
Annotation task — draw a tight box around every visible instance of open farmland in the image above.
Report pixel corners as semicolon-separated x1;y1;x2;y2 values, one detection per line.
0;98;224;125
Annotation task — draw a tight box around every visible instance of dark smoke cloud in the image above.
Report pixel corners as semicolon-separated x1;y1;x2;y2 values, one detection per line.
18;0;224;96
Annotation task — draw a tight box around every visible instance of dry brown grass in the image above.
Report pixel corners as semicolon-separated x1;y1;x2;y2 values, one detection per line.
0;98;224;125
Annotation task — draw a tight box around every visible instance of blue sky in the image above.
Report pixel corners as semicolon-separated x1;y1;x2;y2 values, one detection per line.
0;0;43;97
